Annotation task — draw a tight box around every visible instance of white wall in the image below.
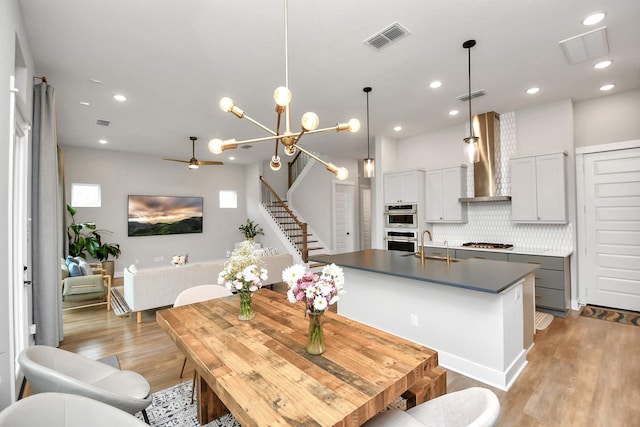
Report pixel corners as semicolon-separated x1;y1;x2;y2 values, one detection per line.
62;146;249;273
574;89;640;147
289;155;359;253
1;0;35;409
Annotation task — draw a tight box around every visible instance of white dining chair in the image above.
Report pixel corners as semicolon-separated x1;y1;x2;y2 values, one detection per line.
173;284;233;403
363;387;500;427
0;393;149;427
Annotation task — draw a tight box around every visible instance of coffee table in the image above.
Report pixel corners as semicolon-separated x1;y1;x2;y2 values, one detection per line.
157;289;445;426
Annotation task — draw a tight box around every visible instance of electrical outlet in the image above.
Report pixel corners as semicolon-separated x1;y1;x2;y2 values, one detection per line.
154;256;159;262
410;314;418;327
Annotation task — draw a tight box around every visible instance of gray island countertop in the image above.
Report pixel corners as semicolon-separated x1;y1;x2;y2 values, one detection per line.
309;249;539;294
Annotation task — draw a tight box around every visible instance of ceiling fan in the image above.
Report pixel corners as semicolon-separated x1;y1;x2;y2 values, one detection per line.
163;136;223;170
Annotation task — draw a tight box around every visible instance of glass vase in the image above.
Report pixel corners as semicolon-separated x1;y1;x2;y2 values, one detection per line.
306;311;326;355
238;291;254;321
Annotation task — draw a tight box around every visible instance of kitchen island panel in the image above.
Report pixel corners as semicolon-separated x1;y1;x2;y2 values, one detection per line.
338;266;533;391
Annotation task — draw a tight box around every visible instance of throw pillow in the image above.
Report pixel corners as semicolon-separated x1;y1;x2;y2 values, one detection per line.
68;263;83;277
76;258;93;276
65;256;78;267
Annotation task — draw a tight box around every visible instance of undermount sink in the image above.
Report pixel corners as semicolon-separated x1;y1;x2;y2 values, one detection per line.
400;252;460;263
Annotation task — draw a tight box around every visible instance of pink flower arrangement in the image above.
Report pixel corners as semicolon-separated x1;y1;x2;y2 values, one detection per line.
282;263;345;314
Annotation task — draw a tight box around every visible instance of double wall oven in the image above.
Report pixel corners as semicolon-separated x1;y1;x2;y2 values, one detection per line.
384;204;419;252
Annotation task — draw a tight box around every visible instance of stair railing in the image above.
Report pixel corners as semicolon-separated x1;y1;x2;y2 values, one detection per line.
260;176;309;262
287;150;310;188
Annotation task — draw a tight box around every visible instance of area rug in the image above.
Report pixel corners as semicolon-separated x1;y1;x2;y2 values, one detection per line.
580;305;640;326
136;381;408;426
535;311;554;330
136;381;240;427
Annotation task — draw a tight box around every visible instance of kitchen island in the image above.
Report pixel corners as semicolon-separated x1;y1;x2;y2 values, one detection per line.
309;249;538;390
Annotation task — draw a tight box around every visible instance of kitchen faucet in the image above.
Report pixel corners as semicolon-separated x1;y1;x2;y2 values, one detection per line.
444;240;450;266
420;230;433;262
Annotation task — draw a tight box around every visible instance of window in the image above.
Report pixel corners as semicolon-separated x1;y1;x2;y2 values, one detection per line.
219;190;237;209
71;183;101;207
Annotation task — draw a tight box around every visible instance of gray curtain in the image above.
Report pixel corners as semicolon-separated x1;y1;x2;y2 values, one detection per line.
32;81;63;346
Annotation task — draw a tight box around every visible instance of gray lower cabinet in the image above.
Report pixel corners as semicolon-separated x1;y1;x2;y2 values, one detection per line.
454;249;509;262
432;247;571;315
508;253;570;316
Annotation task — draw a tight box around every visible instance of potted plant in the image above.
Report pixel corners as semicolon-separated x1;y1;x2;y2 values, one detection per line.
92;241;121;279
239;219;264;241
66;204;120;277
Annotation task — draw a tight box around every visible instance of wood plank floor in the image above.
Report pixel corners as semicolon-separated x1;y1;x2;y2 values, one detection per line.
59;280;640;426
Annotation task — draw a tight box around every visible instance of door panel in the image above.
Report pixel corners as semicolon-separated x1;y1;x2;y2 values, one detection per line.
584;147;640;310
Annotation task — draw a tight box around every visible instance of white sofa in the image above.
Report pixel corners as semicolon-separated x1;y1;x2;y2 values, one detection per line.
123;253;293;323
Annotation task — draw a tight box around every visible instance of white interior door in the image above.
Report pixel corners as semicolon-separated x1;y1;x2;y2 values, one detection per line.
334;183;355;253
584;147;640;311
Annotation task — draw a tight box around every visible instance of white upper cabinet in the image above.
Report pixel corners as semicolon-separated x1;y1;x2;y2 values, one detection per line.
383;170;424;204
511;152;567;224
425;166;468;223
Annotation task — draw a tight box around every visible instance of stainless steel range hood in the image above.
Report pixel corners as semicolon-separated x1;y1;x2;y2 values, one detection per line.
459;111;511;203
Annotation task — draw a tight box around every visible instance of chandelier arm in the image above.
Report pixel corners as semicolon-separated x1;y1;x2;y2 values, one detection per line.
242;113;278;136
303;125;346;136
233;134;284;145
292;144;328;168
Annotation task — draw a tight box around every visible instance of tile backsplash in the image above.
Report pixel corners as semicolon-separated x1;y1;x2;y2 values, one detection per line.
432;112;573;252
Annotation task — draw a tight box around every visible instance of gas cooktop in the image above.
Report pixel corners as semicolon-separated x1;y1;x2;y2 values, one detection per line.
462;242;514;250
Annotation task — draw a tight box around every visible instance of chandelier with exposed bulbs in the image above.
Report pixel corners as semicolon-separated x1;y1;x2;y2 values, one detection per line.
208;0;360;180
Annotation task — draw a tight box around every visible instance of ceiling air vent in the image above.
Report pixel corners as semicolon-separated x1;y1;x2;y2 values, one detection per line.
364;22;410;50
559;26;609;65
96;119;110;127
457;89;487;102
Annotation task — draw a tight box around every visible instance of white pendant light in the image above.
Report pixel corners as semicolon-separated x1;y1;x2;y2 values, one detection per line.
463;39;480;164
362;87;375;178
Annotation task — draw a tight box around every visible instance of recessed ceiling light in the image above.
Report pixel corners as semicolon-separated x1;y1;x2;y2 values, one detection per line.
393;126;402;132
600;83;615;91
79;101;90;106
113;94;127;102
526;87;540;94
89;78;102;84
228;156;235;160
429;81;442;89
98;139;108;144
582;12;606;26
449;110;459;116
594;60;612;69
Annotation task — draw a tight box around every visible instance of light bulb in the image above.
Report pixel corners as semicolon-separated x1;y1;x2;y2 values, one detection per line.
208;138;224;154
189;164;199;170
301;112;319;131
348;118;361;132
273;86;292;107
219;97;234;112
336;167;349;180
270;156;281;171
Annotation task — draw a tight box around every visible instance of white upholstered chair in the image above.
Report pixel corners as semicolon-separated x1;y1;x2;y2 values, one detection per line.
0;393;149;427
18;346;151;423
363;387;500;427
173;284;233;403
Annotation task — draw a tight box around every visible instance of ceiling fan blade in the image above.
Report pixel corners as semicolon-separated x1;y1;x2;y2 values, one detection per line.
163;158;189;163
197;161;224;166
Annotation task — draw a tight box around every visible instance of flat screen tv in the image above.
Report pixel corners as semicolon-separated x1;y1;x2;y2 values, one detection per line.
128;195;203;237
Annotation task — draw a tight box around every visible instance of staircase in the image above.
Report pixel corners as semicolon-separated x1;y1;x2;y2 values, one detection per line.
260;176;325;266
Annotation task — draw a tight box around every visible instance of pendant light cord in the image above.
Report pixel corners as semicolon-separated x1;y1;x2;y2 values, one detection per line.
467;44;472;137
366;90;370;157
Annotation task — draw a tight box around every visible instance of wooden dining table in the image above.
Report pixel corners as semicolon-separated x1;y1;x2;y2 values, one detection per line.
156;289;446;427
